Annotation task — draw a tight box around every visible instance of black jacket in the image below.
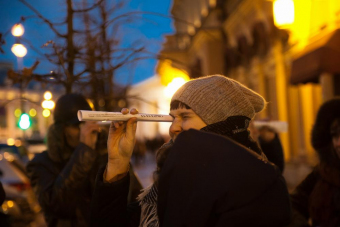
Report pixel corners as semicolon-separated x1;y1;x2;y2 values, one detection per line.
91;129;291;226
27;125;142;227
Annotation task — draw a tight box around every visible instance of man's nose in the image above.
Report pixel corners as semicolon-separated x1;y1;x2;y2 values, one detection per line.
169;119;182;138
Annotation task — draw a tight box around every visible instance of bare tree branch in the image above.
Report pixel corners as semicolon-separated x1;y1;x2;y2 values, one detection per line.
73;0;104;13
19;0;67;38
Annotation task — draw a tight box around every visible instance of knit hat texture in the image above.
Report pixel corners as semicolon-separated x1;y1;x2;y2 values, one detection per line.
171;75;266;125
54;93;92;125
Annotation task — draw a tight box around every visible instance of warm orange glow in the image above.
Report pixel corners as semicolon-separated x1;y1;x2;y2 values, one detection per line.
86;99;94;110
7;201;14;208
158;60;190;86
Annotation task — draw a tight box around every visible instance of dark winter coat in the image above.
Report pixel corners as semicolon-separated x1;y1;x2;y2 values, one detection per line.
27;124;142;227
91;129;291;227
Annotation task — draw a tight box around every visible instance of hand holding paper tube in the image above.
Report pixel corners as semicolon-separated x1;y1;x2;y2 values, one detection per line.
77;110;173;122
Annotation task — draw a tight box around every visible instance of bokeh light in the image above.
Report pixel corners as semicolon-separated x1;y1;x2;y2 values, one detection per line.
42;109;51;118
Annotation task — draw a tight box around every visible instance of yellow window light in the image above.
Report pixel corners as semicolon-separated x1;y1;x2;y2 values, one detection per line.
273;0;295;28
42;109;51;118
29;108;37;117
14;109;21;118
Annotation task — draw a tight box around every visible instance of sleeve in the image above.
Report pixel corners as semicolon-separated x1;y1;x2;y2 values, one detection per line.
90;166;141;227
26;143;98;218
289;169;319;224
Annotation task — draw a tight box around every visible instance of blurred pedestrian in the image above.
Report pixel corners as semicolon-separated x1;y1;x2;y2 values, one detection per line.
249;122;285;173
289;97;340;226
91;75;291;226
26;93;142;227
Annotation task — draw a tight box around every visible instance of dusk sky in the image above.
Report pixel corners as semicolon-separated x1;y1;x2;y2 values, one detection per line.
0;0;174;85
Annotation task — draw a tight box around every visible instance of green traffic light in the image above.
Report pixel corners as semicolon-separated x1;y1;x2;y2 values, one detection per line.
19;113;31;130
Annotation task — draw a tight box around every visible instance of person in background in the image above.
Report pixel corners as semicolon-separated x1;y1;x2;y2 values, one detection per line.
26;93;142;227
249;122;285;173
289;97;340;226
91;75;291;227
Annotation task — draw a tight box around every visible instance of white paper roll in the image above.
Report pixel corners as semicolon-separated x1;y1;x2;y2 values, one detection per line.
77;110;173;122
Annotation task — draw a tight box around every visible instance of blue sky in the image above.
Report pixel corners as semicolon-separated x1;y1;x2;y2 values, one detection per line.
0;0;174;85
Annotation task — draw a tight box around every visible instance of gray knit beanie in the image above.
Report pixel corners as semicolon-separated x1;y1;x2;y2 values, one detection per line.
171;74;266;125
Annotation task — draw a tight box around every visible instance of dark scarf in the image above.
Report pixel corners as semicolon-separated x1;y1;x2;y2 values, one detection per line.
200;116;263;155
139;116;264;226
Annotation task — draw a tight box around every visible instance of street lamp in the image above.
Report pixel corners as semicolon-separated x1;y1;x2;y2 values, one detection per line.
11;44;27;58
11;24;30;135
11;24;25;37
42;91;55;118
11;24;27;70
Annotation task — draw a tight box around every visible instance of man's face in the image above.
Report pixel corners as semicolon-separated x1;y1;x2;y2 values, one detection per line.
169;108;207;141
64;125;80;148
332;133;340;159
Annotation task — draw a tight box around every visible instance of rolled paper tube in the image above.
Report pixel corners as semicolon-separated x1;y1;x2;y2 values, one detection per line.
78;110;173;122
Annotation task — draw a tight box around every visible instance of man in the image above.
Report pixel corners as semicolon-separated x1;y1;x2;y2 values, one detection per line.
290;97;340;226
26;93;142;227
91;75;291;226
